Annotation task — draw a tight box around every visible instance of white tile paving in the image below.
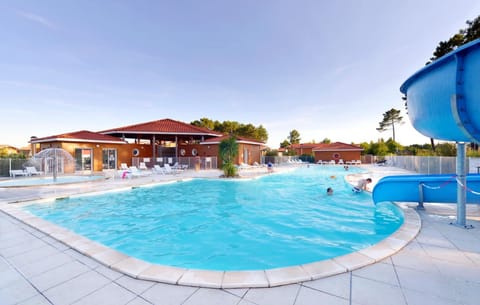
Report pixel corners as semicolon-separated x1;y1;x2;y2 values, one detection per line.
0;165;479;305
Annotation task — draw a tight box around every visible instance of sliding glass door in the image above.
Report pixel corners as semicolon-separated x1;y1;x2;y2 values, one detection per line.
102;149;117;170
75;148;92;171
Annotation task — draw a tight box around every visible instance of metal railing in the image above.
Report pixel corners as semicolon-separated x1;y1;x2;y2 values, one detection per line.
132;156;218;170
385;155;480;174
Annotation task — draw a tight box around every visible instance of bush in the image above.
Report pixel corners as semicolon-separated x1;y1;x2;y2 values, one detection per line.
222;162;237;177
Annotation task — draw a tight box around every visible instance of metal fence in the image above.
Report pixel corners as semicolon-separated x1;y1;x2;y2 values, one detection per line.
132;156;218;170
386;155;480;174
0;158;67;177
0;159;28;177
261;156;308;165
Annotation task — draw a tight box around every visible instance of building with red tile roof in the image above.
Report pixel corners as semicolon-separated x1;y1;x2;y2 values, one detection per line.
288;142;363;164
201;135;267;167
28;119;266;172
312;142;363;163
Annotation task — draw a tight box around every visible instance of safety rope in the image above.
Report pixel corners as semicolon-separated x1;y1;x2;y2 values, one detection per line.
420;175;480;196
420;175;456;190
456;177;480;195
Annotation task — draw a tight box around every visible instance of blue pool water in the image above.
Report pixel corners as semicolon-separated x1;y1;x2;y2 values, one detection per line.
0;175;104;187
24;166;403;270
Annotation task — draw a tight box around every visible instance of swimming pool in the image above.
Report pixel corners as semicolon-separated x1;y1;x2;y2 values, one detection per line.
0;175;104;187
24;166;403;271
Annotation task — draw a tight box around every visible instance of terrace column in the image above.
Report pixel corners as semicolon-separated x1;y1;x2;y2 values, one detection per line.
152;135;156;162
175;135;178;158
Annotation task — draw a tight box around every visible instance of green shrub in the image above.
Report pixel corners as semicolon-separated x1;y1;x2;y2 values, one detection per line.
222;162;237;177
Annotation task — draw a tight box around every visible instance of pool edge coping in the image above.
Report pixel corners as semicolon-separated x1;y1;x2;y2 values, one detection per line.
0;201;420;289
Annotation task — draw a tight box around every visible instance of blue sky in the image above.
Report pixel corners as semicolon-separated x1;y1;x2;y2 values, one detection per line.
1;0;480;149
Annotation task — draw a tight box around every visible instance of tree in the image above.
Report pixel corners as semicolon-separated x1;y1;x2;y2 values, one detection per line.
280;140;290;148
321;138;331;144
254;125;268;143
376;108;403;143
288;130;301;144
435;142;456;156
190;118;268;143
385;138;402;154
191;117;216;130
219;136;239;177
428;15;480;64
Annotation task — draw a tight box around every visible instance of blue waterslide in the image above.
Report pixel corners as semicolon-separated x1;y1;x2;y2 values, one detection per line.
372;39;480;213
373;174;480;205
399;38;480;142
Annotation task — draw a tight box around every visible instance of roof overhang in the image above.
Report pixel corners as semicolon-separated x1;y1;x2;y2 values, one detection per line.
30;138;127;145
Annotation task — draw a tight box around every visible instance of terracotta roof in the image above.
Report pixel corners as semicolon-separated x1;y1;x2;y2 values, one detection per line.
100;118;223;136
312;142;363;151
201;135;265;145
0;144;19;150
29;130;127;144
289;143;319;149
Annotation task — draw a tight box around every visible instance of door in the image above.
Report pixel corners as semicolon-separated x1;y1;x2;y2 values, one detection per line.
75;148;92;171
102;149;117;170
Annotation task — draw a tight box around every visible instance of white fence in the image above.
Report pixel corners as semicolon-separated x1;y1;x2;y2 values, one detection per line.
132;156;217;170
386;155;480;174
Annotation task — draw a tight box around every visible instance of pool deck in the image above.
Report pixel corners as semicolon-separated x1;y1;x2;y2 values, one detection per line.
1;165;480;304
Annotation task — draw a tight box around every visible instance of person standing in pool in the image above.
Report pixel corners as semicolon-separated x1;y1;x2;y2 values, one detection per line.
353;178;372;192
327;187;333;195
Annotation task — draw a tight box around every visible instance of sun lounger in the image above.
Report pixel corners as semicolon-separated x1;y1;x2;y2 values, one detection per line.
238;162;253;170
172;162;188;170
163;164;177;174
9;170;29;178
139;162;149;171
25;166;43;176
153;165;165;175
129;166;151;177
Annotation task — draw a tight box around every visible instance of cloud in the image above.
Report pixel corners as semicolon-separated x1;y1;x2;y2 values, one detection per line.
16;10;55;30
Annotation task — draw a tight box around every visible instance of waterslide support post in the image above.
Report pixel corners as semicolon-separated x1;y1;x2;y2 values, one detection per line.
455;142;467;227
417;183;425;210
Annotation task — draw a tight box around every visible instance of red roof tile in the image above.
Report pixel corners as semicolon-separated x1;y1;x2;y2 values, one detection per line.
289;143;319;149
30;130;126;144
201;135;265;145
100;118;223;136
312;142;363;151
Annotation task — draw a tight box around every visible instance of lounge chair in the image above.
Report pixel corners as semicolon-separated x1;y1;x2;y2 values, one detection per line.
139;162;149;171
10;170;29;178
338;159;344;165
163;164;177;174
119;163;129;170
25;166;43;176
253;161;264;167
238;162;253;170
376;159;387;166
153;165;165;175
172;162;188;170
129;166;151;177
